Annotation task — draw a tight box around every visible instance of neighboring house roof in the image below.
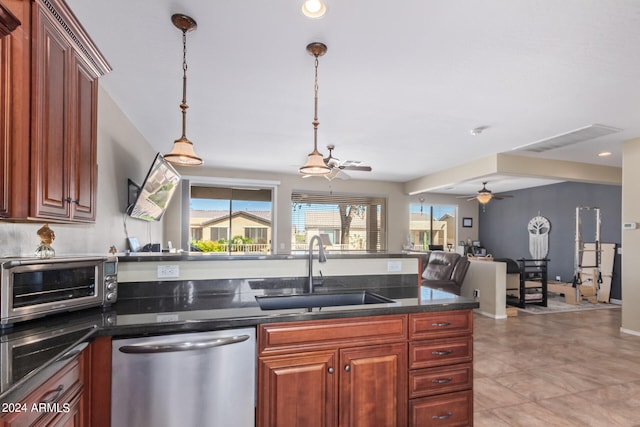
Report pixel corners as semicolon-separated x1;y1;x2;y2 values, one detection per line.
195;210;272;227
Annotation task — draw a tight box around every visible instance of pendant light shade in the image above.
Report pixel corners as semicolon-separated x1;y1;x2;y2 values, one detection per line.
165;136;202;166
165;14;203;166
299;42;331;176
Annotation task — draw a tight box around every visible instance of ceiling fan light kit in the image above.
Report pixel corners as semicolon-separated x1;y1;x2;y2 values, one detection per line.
299;42;331;176
476;191;493;205
164;13;203;166
457;181;513;208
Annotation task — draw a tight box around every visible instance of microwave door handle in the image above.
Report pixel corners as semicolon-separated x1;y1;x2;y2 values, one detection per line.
118;334;250;354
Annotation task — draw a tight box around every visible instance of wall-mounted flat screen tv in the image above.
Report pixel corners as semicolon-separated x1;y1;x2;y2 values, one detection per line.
127;153;181;221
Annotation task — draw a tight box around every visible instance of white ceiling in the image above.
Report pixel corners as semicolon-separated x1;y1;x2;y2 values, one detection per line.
65;0;637;194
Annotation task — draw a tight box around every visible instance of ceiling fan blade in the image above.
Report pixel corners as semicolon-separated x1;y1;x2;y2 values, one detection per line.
324;168;342;181
340;165;372;172
492;195;513;200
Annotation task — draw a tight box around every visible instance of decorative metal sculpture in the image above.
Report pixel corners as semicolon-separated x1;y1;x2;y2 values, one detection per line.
528;215;550;263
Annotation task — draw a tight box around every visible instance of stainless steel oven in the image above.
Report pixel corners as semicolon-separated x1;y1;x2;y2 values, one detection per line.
0;256;117;326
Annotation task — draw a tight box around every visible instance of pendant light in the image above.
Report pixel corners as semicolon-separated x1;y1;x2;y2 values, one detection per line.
164;14;203;166
299;42;331;176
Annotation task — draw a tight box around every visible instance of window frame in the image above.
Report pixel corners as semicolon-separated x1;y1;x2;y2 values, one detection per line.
181;176;280;253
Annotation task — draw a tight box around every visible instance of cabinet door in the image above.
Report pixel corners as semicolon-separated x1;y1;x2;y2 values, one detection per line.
339;343;407;427
68;52;97;221
258;350;338;427
31;3;72;220
0;33;10;216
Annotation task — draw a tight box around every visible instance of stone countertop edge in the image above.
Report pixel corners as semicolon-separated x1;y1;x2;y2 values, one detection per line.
116;251;423;262
97;299;479;338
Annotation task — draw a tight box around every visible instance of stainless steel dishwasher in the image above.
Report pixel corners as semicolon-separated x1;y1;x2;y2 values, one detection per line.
111;327;256;427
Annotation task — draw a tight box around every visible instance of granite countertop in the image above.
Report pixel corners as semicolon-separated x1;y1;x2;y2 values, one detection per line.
0;283;477;404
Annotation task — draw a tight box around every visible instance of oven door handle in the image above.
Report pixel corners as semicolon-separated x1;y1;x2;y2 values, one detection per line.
118;334;250;354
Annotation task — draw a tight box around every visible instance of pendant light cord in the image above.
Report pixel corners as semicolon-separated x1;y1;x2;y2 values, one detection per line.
180;29;189;139
312;55;320;152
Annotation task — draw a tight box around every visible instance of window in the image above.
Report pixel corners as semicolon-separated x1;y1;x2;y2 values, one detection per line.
190;228;202;241
190;185;273;254
409;202;457;251
209;227;228;241
291;192;386;252
245;227;268;244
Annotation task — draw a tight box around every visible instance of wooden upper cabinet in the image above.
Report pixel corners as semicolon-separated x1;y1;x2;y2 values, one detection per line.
0;0;29;218
0;0;109;222
0;2;20;37
31;5;71;219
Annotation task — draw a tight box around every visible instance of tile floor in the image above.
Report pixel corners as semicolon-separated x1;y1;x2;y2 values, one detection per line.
473;307;640;426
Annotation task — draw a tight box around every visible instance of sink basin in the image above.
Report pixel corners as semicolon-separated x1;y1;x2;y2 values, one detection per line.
255;291;395;310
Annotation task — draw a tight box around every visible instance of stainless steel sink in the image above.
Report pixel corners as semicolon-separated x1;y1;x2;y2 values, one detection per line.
255;291;395;310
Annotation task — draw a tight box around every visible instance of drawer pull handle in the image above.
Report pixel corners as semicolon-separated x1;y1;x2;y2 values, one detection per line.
40;385;64;404
431;377;453;384
344;365;351;372
431;322;452;327
431;350;454;356
328;367;334;374
432;412;453;420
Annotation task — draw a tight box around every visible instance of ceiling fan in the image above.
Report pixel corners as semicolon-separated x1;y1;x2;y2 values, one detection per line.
304;145;372;181
457;181;513;205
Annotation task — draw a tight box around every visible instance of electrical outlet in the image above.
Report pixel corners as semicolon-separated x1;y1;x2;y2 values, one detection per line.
473;289;480;298
157;265;179;278
387;261;402;272
555;275;561;281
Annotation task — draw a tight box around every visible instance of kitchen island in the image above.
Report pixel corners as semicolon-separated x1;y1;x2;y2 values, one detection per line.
0;253;478;426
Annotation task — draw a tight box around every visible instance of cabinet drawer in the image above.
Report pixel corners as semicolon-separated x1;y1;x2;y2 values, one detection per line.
410;336;472;369
0;357;82;426
409;390;473;427
259;315;407;355
409;363;472;398
409;310;472;339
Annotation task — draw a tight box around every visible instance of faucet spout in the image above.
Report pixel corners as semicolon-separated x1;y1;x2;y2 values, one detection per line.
307;235;327;293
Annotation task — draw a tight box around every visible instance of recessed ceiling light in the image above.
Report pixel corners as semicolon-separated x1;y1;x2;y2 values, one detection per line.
598;151;612;157
302;0;326;18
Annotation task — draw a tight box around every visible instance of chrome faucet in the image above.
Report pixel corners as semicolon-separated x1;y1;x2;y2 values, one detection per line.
307;235;327;293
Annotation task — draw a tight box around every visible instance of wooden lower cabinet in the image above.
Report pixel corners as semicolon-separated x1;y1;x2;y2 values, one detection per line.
409;390;473;427
258;350;337;427
0;348;87;427
339;343;407;427
409;310;474;427
257;315;408;427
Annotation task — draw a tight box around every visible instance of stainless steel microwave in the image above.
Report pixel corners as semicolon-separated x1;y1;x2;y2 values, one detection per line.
0;256;117;327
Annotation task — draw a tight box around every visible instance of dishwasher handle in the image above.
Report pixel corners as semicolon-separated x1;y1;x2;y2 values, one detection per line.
118;334;250;354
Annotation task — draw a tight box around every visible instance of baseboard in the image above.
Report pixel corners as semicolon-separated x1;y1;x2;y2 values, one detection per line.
474;308;507;319
610;298;622;305
620;327;640;337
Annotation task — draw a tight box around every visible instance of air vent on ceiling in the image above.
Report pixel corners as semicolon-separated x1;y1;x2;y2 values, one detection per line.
513;124;622;153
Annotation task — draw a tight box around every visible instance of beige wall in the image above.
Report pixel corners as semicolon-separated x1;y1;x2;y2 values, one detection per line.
461;260;507;319
166;168;414;253
0;86;158;257
621;138;640;334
